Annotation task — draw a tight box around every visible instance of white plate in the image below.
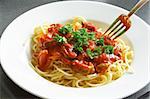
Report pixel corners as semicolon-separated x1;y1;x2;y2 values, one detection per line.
0;1;149;99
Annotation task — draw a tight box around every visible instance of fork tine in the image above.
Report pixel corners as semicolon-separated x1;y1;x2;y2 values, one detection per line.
108;21;122;36
112;29;126;39
103;18;119;35
109;25;124;38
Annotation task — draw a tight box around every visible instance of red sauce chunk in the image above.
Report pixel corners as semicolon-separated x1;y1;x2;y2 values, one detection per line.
38;50;49;71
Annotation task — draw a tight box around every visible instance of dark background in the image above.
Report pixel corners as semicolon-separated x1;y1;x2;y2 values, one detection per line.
0;0;149;99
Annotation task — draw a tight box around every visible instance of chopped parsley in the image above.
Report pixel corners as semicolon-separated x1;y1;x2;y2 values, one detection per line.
72;29;89;52
96;37;104;46
72;28;97;52
53;34;67;43
74;42;83;52
103;45;114;54
93;47;102;55
86;47;102;59
86;49;94;59
88;32;95;40
59;24;73;34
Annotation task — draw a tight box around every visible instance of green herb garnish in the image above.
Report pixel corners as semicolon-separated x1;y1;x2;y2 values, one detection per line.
72;29;89;52
103;45;114;54
86;47;102;59
93;47;102;55
59;24;73;34
76;46;83;52
86;49;94;59
88;32;95;40
96;37;104;46
53;34;67;43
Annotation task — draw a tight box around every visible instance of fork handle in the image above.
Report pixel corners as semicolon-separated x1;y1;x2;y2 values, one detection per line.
128;0;149;17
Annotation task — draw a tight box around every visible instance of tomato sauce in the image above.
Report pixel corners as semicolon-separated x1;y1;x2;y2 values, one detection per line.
37;22;123;74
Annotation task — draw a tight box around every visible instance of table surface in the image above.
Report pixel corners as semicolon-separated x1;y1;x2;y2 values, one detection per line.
0;0;149;99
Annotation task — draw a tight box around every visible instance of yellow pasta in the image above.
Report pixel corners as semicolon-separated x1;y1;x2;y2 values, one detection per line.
30;17;133;88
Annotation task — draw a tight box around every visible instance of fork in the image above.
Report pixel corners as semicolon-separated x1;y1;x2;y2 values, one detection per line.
103;0;149;39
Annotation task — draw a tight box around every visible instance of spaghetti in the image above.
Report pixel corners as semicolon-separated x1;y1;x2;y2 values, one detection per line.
30;17;133;88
